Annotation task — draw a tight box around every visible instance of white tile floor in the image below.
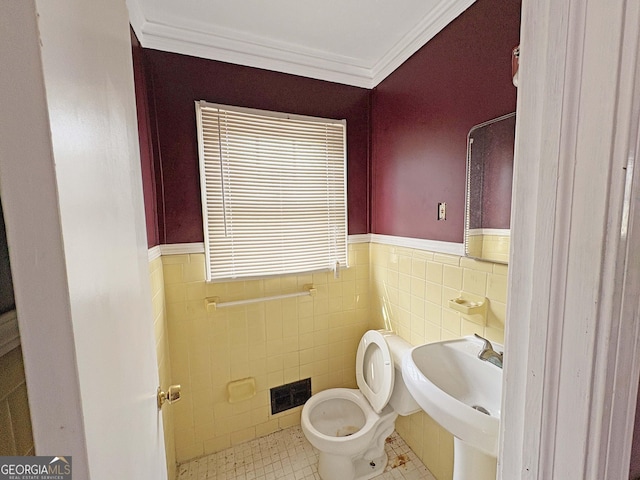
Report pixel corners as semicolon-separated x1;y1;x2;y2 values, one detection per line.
177;426;436;480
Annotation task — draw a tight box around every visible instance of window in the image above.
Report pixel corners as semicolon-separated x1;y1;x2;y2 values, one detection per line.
195;101;348;281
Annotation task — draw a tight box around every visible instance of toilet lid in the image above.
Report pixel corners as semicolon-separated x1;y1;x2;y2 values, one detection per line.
355;330;395;413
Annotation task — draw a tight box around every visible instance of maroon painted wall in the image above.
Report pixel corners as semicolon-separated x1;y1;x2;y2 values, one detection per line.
131;31;159;248
632;396;640;479
141;51;370;244
370;0;521;242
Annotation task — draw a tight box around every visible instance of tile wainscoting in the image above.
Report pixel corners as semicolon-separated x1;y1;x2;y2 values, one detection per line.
160;243;370;462
150;238;508;480
368;242;507;480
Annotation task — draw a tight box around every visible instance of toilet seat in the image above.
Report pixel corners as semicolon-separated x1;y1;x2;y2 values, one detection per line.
302;389;378;445
355;330;395;413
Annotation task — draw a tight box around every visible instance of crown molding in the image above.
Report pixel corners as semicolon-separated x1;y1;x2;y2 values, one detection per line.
135;19;375;88
126;0;146;39
127;0;474;89
370;0;475;86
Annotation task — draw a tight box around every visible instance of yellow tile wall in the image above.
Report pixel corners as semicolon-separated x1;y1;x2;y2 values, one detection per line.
149;256;176;480
163;243;370;462
481;234;510;264
0;345;34;456
467;232;511;264
369;242;507;480
155;240;507;477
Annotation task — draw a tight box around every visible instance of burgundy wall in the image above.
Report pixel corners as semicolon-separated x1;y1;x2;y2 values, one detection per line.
141;51;370;244
632;396;640;479
370;0;521;242
131;31;159;248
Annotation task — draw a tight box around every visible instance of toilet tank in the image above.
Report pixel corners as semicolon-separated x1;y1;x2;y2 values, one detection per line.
380;330;421;416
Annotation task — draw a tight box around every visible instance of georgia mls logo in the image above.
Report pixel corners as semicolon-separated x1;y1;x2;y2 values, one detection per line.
48;457;71;475
0;456;72;480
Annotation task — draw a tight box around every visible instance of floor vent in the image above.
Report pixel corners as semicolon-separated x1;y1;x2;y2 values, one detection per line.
270;378;311;415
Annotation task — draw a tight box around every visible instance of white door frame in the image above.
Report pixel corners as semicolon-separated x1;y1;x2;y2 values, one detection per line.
0;2;89;475
500;0;640;478
0;0;167;478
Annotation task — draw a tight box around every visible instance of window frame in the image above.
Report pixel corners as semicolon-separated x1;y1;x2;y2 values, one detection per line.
195;101;349;282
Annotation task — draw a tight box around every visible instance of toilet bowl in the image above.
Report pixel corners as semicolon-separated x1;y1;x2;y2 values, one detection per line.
301;330;420;480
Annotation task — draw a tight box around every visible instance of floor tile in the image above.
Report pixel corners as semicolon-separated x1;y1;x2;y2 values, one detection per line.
176;426;436;480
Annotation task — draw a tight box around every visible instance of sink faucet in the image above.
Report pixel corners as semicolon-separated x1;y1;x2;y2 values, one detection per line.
474;334;503;368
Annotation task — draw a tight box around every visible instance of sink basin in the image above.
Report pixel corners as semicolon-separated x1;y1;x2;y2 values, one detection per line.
401;336;503;480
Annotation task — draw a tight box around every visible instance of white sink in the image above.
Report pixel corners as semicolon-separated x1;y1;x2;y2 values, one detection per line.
401;336;503;480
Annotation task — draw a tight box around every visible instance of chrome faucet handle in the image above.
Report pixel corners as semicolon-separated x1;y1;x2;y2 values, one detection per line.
474;333;493;351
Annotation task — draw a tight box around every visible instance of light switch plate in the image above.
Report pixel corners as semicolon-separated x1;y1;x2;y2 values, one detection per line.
438;202;447;220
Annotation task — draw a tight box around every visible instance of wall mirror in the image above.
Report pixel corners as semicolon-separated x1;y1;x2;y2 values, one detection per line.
465;112;516;264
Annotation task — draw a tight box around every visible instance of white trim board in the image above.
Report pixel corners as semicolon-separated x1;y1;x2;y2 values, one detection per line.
347;234;370;244
369;233;464;256
467;228;510;236
159;242;205;256
150;234;464;257
147;245;161;262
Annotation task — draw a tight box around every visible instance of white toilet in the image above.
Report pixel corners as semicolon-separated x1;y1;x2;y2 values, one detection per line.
301;330;420;480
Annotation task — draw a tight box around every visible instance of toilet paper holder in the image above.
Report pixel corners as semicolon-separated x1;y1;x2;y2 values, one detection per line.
157;385;182;410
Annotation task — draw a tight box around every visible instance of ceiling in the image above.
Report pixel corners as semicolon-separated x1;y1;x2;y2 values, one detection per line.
127;0;475;89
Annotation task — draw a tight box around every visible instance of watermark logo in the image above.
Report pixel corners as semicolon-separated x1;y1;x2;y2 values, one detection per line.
0;456;72;480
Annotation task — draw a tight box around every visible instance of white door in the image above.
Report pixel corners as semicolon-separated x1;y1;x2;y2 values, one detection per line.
0;1;167;479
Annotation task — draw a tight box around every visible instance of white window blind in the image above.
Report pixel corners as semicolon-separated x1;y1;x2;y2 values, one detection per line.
196;101;348;281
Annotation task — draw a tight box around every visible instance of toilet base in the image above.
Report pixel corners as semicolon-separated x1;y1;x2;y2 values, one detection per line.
318;451;388;480
354;452;388;480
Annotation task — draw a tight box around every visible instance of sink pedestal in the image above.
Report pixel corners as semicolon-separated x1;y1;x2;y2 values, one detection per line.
453;438;497;480
402;337;502;480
